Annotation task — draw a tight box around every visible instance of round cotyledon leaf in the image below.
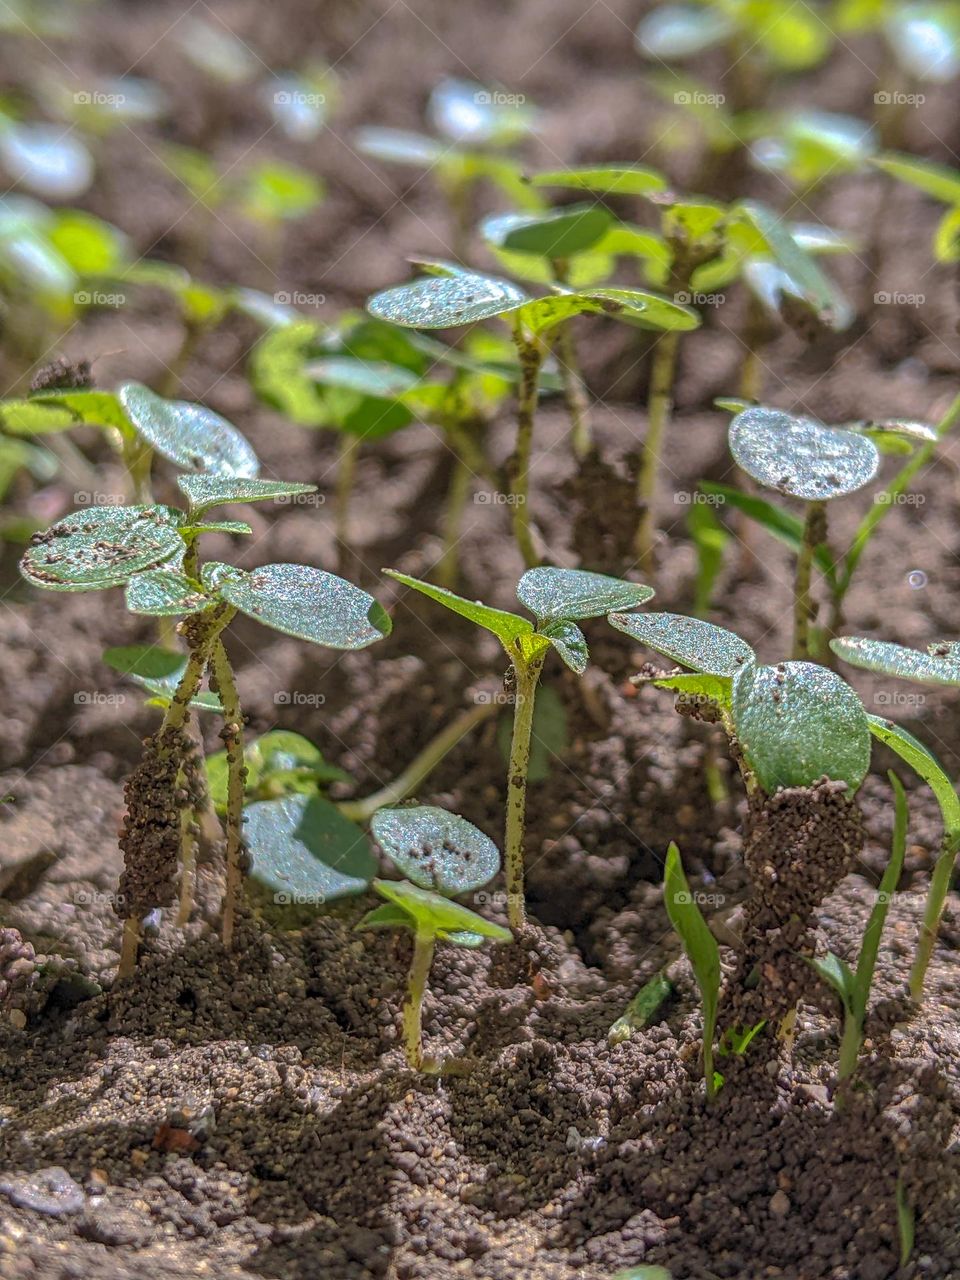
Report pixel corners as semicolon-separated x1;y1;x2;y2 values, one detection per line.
729;406;879;500
118;381;259;477
731;660;871;793
830;636;960;686
366;271;530;329
219;563;392;649
370;804;500;894
246;793;374;904
20;504;186;591
517;566;653;624
608;612;755;677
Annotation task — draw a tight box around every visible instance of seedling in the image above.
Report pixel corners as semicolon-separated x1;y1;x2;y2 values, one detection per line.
812;771;908;1087
367;260;697;566
664;841;720;1097
748;111;875;193
703;402;950;660
386;567;653;925
357;804;511;1071
356;78;540;260
20;473;391;976
609;611;958;1030
831;634;960;997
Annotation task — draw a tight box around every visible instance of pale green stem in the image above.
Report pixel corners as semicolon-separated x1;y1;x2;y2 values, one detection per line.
403;930;435;1071
837;1006;862;1083
210;638;245;951
510;332;543;569
120;432;154;505
336;434;359;555
436;450;472;589
792;501;826;661
910;841;959;999
504;657;544;929
635;330;680;573
339;701;497;825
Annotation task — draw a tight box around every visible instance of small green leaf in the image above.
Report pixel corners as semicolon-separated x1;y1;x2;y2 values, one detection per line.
125;568;209;616
664;842;720;1097
517;566;654;624
518;287;699;335
246;793;374;904
102;644;221;711
179;521;251;538
735;202;852;329
0;390;128;436
356;902;414;932
481;204;612;259
732;660;871;793
831;637;960;686
384;569;535;655
177;474;317;514
810;951;856;1007
608;611;754;677
306;356;421;399
873;152;960;205
118;382;259;476
372;878;512;945
934;205;960;262
20;504;186;591
354;126;446;166
542;619;588;674
371;804;500;894
531;165;667;196
220;564;392;649
651;670;733;710
366;272;530;329
866;716;960;851
729;406;879;500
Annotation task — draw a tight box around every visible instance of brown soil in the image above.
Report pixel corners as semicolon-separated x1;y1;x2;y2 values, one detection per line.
2;1;960;1278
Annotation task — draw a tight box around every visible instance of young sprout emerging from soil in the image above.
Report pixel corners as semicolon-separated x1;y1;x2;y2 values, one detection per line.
664;841;721;1098
358;804;511;1071
386;567;653;926
20;474;391;976
356;78;540;261
812;771;908;1088
831;635;960;997
705;402;947;660
367;261;697;566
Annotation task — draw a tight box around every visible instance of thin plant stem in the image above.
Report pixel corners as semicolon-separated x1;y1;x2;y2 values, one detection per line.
910;841;959;998
117;916;141;980
176;804;197;926
210;639;245;951
504;656;544;929
551;257;592;459
120;432;154;505
436;450;472;589
339;701;497;824
403;930;435;1071
635;330;680;573
792;501;826;661
336;434;359;560
837;1007;862;1083
510;327;544;568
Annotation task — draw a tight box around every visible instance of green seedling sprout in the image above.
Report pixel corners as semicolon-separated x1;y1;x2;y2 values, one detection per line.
703;402;949;660
480;203;617;458
367;260;697;566
664;841;721;1098
386;567;653;926
872;151;960;263
748;111;875;194
20;470;391;976
831;634;960;997
812;770;908;1088
357;804;511;1071
356;78;541;261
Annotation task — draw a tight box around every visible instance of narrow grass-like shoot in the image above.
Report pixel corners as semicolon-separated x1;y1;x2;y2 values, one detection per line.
664;842;720;1098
